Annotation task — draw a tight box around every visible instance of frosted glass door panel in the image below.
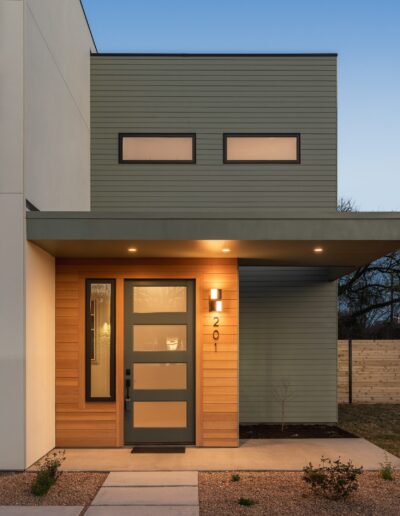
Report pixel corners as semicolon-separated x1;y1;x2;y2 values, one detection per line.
133;286;187;313
133;325;187;351
133;402;187;428
133;363;187;390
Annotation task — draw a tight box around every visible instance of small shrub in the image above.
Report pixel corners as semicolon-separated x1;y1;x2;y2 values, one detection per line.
31;450;66;497
302;456;363;500
31;470;55;496
231;473;240;482
380;457;395;481
238;497;256;506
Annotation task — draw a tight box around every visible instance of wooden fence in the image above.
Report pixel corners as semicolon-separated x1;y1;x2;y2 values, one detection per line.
338;340;400;403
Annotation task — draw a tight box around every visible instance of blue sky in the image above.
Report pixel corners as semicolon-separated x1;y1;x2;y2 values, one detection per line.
83;0;400;210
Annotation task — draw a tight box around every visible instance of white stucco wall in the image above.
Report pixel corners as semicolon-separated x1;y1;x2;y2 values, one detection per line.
24;0;94;211
22;0;95;468
0;1;26;470
0;197;25;470
0;0;94;469
25;243;55;467
0;1;24;194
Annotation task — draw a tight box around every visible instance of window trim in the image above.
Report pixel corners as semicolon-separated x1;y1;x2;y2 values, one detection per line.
223;133;301;164
118;133;196;164
85;278;116;402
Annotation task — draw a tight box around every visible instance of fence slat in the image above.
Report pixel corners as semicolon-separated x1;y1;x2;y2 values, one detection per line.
338;340;400;403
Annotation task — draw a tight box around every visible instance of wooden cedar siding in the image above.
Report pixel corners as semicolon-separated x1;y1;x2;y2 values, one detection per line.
337;340;349;403
91;55;337;213
338;340;400;403
55;258;238;447
239;267;337;423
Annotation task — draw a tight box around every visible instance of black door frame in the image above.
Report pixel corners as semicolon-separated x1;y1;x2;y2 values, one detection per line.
123;279;195;444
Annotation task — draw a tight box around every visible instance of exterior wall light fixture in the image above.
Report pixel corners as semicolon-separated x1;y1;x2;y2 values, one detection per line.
209;289;223;312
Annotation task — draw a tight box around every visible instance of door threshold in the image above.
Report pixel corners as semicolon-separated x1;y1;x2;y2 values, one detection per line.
131;446;186;454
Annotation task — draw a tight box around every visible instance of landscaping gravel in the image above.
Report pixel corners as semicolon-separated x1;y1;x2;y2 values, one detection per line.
199;471;400;515
0;471;106;508
240;423;356;439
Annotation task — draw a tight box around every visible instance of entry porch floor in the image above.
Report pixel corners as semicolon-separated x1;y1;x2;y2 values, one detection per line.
39;439;400;472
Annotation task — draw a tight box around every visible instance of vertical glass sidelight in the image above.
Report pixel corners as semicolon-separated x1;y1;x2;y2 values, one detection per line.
85;279;116;401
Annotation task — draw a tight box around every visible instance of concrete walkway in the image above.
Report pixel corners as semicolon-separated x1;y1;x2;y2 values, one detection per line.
0;509;83;515
86;471;199;515
54;439;400;472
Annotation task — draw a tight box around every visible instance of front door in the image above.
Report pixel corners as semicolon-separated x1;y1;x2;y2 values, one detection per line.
124;280;195;444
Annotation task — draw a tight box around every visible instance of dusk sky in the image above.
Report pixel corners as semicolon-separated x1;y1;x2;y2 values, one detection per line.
83;0;400;211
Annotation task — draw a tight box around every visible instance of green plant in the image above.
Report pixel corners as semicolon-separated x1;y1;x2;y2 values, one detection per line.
272;379;294;432
31;450;66;497
231;473;240;482
238;497;256;506
380;456;395;481
302;456;363;500
31;470;55;496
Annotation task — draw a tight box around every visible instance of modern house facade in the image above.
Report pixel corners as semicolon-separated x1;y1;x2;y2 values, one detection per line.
1;0;400;470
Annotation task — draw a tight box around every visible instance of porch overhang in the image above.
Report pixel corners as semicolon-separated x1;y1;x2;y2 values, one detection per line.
26;211;400;278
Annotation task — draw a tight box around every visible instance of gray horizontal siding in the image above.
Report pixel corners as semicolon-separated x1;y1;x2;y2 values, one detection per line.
239;267;337;424
91;55;337;213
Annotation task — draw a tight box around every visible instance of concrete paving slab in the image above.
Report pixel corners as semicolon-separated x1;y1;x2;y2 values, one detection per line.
52;438;400;472
104;471;198;487
0;508;83;516
92;486;198;506
86;506;199;516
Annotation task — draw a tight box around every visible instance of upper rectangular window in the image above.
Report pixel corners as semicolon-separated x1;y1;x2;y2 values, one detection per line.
223;134;300;164
119;133;196;164
85;279;116;402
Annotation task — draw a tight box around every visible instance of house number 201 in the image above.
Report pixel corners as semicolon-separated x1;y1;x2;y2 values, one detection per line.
213;316;220;351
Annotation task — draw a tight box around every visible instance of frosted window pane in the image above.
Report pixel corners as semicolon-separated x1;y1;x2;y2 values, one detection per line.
133;363;187;390
133;286;187;313
133;402;187;428
133;325;186;351
122;136;193;161
226;135;298;161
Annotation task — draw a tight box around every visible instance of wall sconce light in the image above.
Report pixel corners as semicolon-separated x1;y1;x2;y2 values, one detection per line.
210;288;222;300
209;289;223;312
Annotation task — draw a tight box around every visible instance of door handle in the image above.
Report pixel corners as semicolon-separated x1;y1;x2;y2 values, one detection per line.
125;371;131;411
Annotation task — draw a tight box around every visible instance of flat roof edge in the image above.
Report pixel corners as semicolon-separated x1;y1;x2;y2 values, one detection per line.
26;211;400;221
91;52;338;57
26;215;400;243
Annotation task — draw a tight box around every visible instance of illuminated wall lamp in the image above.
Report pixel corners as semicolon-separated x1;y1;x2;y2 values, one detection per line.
210;288;222;300
209;289;223;312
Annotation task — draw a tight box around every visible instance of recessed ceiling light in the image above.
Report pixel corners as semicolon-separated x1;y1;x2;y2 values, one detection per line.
222;248;231;253
314;247;323;253
128;247;137;253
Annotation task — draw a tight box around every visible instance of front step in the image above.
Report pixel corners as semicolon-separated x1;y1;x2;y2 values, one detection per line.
104;471;198;486
92;487;198;506
88;471;199;516
86;507;199;515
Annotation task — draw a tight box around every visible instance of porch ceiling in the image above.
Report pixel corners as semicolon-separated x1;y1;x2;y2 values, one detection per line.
26;211;400;275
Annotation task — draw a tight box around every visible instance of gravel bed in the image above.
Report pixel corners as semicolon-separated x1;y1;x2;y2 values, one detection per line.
199;471;400;515
240;424;356;439
0;471;106;507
